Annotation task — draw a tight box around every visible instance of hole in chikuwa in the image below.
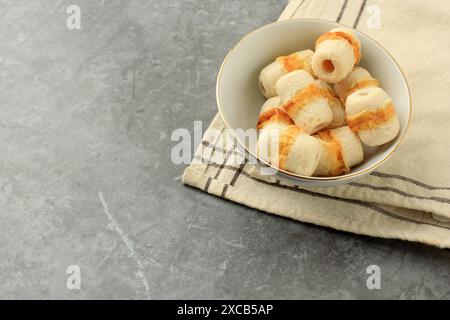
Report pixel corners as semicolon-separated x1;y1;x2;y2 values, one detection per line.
322;59;335;73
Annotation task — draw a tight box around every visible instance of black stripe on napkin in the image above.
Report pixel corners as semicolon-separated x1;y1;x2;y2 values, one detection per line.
370;172;450;191
220;184;229;197
204;177;212;192
336;0;348;23
214;140;237;180
349;182;450;205
202;140;240;158
353;0;367;28
205;127;225;171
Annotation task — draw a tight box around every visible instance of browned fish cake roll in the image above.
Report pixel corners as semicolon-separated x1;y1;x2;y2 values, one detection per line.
334;66;379;104
346;87;400;146
312;27;361;83
271;125;322;176
256;97;294;164
258;50;314;98
315;79;346;129
276;70;332;134
314;126;364;176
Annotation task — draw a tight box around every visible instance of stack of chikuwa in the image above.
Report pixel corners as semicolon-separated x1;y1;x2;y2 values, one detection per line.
256;27;400;177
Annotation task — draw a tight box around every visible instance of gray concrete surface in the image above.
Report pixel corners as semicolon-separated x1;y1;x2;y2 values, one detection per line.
0;0;448;299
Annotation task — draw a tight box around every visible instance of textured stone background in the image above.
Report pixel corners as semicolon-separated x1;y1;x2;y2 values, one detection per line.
0;0;448;299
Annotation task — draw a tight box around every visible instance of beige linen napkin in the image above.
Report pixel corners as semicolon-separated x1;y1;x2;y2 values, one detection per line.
182;0;450;248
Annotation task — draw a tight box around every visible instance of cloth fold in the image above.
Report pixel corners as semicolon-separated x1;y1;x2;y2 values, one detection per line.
182;0;450;248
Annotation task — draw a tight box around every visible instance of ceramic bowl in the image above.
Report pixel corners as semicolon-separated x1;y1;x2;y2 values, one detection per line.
216;19;411;187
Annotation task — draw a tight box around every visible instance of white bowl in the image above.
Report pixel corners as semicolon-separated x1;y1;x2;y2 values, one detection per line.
216;19;411;187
